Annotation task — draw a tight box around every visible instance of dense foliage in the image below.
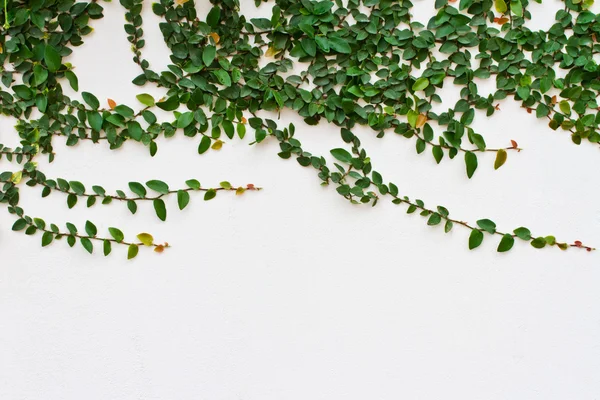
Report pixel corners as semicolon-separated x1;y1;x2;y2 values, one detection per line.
0;0;597;258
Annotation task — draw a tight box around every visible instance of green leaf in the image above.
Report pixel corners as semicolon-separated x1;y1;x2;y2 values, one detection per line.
347;86;363;98
313;1;334;15
494;149;507;170
207;6;221;27
536;103;549;118
85;220;97;237
12;219;27;231
559;100;571;115
531;237;547;249
177;112;194;129
213;70;231;87
540;76;552;93
128;244;139;259
412;77;430;91
127;121;143;141
36;94;48;112
204;189;217;201
12;85;32;101
137;233;154;246
465;151;478;179
444;220;453;233
153;199;167;221
513;227;531;240
330;148;353;163
44;45;62;72
57;178;70;192
372;171;383;185
427;213;442;226
461;109;475;125
477;219;496;234
469;230;484;250
82;92;100;109
152;2;165;14
223;120;235;139
202;45;216;66
301;38;317;57
146;180;169;194
129;182;147;197
416;139;426;154
186;179;201;189
177;190;190;210
41;231;54;247
136;93;155;107
34;218;46;230
237;123;246;139
103;240;112;256
67;194;77;209
156;95;179;111
106;114;125;127
69;181;86;195
67;236;77;247
127;200;137;214
198;136;211;154
33;64;48;85
510;0;523;17
432;146;443;164
88;111;103;132
497;234;515;252
423;123;434;141
65;71;79;91
115;105;134;118
577;10;595;24
495;0;507;13
406;110;419;128
80;237;93;254
328;36;351;54
108;227;124;242
315;36;330;52
220;181;232;189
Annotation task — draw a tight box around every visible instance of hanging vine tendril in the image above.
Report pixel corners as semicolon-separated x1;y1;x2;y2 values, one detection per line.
0;0;596;258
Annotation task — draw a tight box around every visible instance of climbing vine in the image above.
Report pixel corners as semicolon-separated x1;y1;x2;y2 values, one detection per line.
0;0;597;258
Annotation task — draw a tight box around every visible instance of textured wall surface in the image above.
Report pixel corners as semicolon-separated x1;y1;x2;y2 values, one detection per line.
1;1;600;399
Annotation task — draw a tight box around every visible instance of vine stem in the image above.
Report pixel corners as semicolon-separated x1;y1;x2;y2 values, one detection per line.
384;192;593;251
21;218;161;248
32;179;261;201
270;123;594;252
409;127;522;153
0;149;36;157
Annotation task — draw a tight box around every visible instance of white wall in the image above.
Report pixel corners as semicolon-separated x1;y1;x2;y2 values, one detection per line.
1;1;599;399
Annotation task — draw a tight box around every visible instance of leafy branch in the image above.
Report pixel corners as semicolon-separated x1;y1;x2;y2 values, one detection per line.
25;170;260;221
